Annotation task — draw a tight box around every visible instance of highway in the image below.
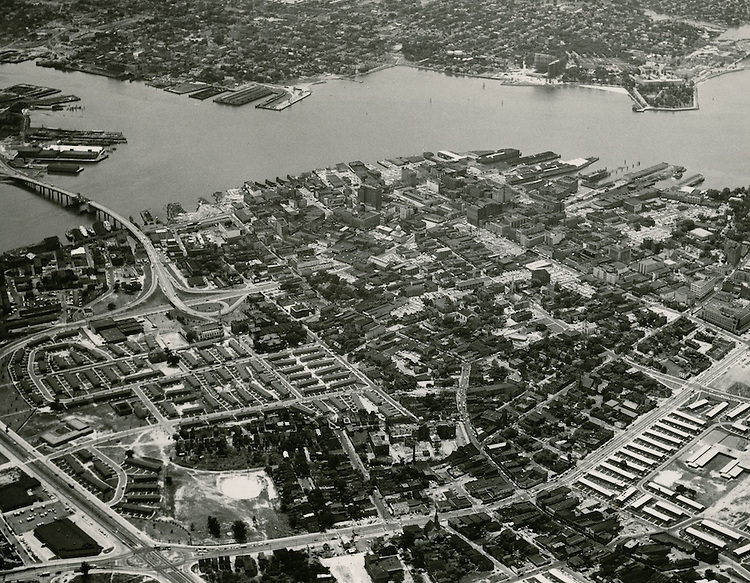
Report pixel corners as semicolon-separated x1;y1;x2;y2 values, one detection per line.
0;422;198;583
0;161;278;322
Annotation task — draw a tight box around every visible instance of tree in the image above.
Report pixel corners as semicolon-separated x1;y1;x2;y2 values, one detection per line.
207;515;221;538
231;520;247;543
80;562;92;579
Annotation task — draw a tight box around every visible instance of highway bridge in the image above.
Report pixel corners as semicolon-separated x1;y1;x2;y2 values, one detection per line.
0;160;217;321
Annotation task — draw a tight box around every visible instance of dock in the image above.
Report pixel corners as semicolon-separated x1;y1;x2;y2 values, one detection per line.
256;87;312;111
214;84;277;106
26;127;127;145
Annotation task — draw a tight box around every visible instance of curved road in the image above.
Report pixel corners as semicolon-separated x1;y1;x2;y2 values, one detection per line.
0;160;213;320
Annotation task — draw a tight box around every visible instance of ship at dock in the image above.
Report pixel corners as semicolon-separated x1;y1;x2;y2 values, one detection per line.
46;162;84;175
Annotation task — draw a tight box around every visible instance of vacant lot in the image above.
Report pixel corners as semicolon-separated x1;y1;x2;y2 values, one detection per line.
169;466;292;544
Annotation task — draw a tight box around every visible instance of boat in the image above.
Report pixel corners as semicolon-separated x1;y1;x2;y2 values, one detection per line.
47;163;83;175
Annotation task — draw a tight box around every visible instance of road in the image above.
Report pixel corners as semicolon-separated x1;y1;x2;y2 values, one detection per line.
91;446;130;507
5;160;750;581
0;423;198;583
0;161;277;322
456;361;478;448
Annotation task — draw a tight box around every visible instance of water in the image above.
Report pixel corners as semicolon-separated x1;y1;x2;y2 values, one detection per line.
1;60;750;250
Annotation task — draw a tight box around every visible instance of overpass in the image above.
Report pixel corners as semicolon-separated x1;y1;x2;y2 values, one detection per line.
0;160;215;320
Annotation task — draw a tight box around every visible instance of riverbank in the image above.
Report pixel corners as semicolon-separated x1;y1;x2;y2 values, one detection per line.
3;59;750;251
17;55;750;115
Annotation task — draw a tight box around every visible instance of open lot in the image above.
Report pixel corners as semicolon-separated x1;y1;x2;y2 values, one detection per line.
322;552;373;583
66;573;160;583
168;466;292;544
102;425;174;462
712;353;750;393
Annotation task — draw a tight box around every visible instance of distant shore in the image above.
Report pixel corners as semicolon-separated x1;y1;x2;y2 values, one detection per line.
8;56;747;116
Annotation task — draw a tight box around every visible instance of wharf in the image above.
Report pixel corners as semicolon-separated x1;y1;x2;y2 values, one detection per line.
0;83;60;105
26;127;127;145
256;87;312;111
214;84;276;106
165;82;210;95
189;86;227;101
28;94;80;107
622;162;669;182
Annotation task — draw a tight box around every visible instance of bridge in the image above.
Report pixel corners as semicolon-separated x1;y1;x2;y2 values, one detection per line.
0;160;214;321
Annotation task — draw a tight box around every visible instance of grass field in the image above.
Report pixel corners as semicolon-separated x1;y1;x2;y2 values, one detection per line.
61;403;151;434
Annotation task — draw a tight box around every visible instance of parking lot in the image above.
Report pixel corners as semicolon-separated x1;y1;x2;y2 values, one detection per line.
4;500;69;535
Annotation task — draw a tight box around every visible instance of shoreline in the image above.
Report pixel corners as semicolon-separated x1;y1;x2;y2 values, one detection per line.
14;57;749;114
695;62;748;86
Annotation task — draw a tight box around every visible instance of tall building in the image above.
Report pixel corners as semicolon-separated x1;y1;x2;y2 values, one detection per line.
725;240;743;266
358;183;382;210
609;244;632;264
492;183;514;203
401;167;418;187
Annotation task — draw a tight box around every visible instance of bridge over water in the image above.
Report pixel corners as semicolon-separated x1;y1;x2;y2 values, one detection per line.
0;161;213;321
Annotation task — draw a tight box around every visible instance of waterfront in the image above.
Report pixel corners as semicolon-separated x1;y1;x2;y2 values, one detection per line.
1;60;750;250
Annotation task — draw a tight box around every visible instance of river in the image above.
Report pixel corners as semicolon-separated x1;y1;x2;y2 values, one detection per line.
1;60;750;250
